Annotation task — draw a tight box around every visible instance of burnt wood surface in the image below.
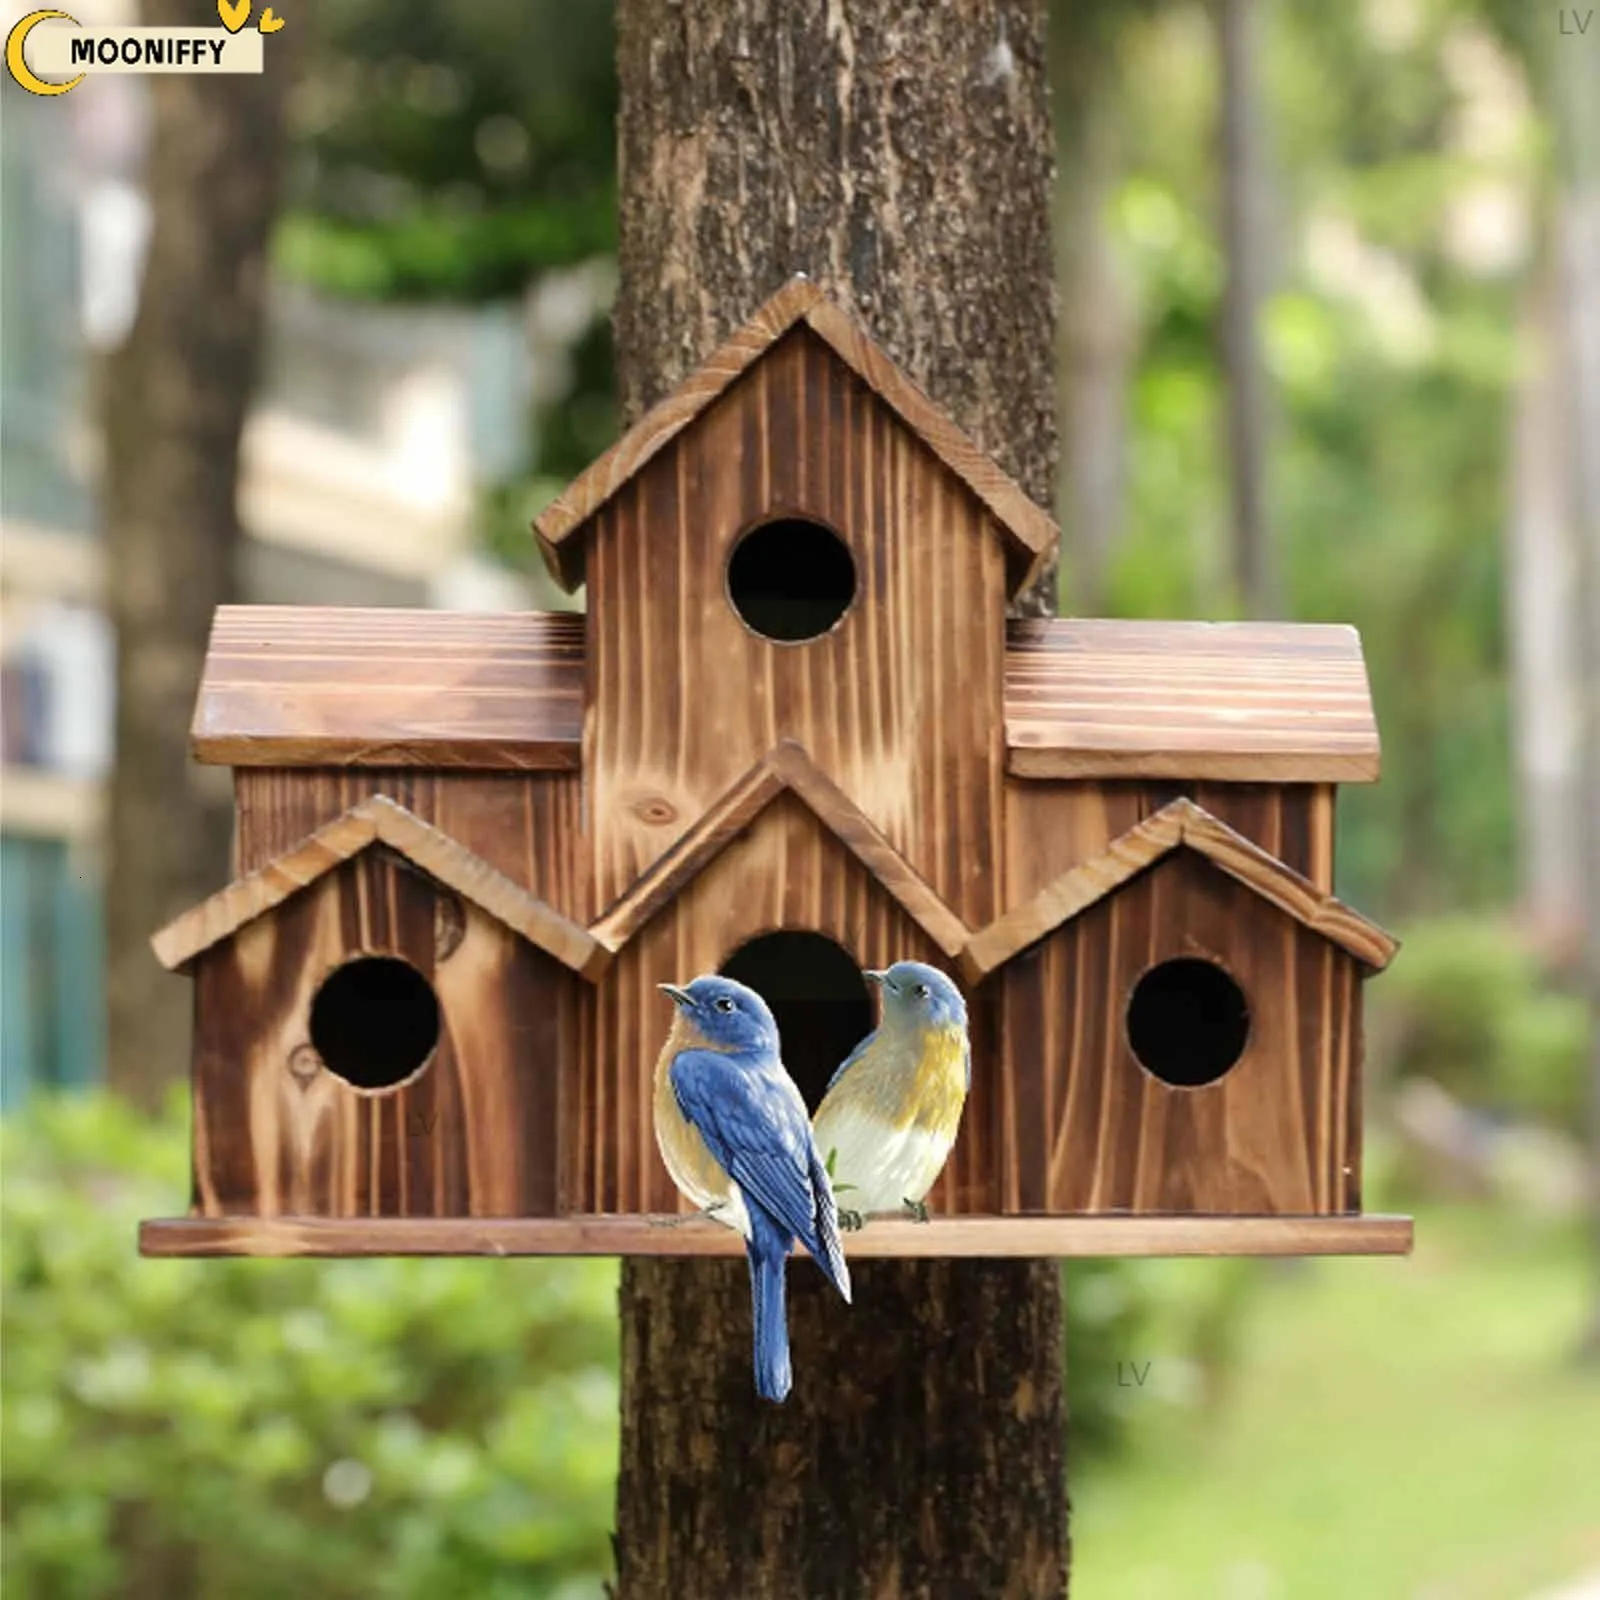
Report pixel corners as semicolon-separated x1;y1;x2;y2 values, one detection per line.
232;768;589;921
577;791;989;1216
535;278;1056;595
191;607;1378;787
192;607;584;770
154;795;603;977
141;1211;1414;1258
1005;616;1380;781
997;847;1365;1216
582;324;1012;927
190;845;580;1220
970;796;1396;981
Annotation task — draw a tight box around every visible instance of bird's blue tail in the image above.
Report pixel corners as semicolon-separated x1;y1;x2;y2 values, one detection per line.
747;1246;792;1404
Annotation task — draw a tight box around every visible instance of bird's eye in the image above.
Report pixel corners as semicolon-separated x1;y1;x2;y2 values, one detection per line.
714;996;736;1013
913;983;930;999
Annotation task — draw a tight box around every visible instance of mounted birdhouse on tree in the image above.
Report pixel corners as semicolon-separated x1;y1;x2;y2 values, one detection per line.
140;278;1409;1261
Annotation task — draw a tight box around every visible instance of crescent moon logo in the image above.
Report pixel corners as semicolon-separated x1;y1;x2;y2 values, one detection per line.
5;10;84;96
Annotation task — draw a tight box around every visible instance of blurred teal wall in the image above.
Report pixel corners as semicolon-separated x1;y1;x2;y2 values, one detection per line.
0;836;104;1108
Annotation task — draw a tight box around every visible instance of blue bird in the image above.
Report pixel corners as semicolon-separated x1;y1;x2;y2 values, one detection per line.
655;975;852;1402
811;961;970;1230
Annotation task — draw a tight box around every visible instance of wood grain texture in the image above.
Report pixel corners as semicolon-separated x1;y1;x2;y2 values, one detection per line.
1178;803;1396;969
584;326;1011;926
192;607;1371;805
1005;616;1380;781
191;607;583;769
140;1211;1414;1258
1000;779;1336;943
995;848;1364;1215
969;797;1395;981
153;795;604;977
577;792;996;1219
593;741;971;958
534;279;1056;595
232;768;589;922
190;845;584;1219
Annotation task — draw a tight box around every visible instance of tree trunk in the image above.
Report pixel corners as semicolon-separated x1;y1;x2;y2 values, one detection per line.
102;4;296;1106
1215;0;1275;617
1051;0;1132;616
1551;3;1600;1354
1505;254;1584;941
611;3;1067;1596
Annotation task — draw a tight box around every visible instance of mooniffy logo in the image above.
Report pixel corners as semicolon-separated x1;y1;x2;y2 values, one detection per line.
5;2;284;97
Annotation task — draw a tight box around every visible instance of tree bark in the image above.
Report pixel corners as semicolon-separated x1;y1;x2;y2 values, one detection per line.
103;5;296;1106
1215;0;1275;617
611;3;1067;1596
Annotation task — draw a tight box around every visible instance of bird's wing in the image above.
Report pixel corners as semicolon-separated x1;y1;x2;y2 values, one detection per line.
669;1049;822;1248
804;1139;852;1302
823;1026;877;1094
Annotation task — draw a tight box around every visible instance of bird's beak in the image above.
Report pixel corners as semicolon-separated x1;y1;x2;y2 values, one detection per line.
657;983;694;1009
862;969;889;989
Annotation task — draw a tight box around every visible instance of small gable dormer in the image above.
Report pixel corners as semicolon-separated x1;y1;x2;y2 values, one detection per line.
151;797;604;1224
533;279;1057;927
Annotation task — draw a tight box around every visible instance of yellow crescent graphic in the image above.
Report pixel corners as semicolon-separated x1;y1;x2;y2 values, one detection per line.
6;10;84;97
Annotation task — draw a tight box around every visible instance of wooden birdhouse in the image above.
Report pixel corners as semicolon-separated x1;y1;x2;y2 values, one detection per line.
142;279;1408;1261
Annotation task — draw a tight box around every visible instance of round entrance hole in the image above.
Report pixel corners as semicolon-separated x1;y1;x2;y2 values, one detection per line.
725;516;857;642
720;932;873;1111
309;955;441;1091
1125;957;1250;1088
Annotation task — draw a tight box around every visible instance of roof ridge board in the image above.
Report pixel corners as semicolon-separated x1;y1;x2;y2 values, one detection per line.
959;798;1396;982
531;278;1056;596
151;796;604;978
590;740;970;959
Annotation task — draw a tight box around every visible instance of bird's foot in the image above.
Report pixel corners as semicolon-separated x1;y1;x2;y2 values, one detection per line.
838;1208;866;1233
648;1200;728;1229
902;1198;931;1224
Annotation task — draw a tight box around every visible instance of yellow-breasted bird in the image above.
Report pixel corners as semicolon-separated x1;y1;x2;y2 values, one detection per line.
810;961;970;1229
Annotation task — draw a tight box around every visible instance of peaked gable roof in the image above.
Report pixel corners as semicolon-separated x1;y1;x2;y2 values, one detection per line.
152;796;608;979
589;739;971;958
959;797;1397;983
532;277;1057;598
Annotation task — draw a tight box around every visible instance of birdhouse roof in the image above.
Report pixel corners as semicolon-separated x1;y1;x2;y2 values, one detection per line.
590;740;970;959
1005;618;1380;782
151;795;607;978
189;610;1377;785
189;606;583;770
531;277;1058;598
959;797;1398;983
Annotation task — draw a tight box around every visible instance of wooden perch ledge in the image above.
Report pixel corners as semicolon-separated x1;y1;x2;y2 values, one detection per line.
140;1212;1413;1260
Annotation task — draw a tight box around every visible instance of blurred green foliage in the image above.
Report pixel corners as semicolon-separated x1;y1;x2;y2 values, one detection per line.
0;1087;1259;1600
1;1095;619;1600
1099;0;1536;921
1369;916;1589;1132
282;0;616;303
1064;1255;1261;1457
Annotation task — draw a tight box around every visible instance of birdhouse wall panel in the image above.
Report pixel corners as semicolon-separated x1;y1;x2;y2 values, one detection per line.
585;326;1008;929
996;848;1359;1216
577;793;996;1217
232;768;590;921
1002;780;1335;913
191;846;576;1220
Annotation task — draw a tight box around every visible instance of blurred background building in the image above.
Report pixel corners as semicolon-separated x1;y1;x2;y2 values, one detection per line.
0;65;551;1105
